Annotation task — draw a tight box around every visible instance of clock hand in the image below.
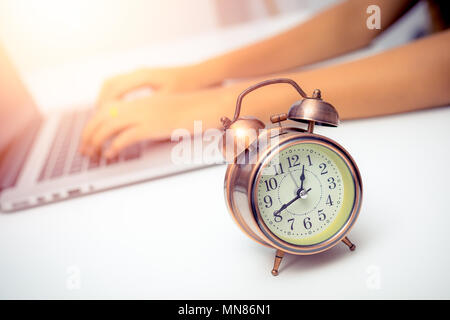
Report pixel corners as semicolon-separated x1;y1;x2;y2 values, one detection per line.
273;187;312;216
273;195;300;216
299;165;305;191
299;187;311;199
288;169;300;189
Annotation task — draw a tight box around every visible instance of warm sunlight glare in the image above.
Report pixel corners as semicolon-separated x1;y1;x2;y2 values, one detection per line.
0;0;215;71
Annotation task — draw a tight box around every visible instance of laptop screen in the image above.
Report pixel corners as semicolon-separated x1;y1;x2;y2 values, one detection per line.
0;44;41;156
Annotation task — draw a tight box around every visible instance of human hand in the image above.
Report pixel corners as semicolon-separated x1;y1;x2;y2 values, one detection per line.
80;88;227;159
80;93;181;158
96;65;221;108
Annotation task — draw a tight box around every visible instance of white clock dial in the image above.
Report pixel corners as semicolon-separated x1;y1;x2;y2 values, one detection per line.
254;142;355;246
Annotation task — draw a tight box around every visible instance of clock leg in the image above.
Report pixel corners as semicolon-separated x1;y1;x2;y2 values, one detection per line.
271;249;285;276
342;236;356;251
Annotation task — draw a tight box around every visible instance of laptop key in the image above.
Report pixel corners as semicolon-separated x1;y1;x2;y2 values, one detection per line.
50;166;64;178
88;156;100;169
69;163;83;174
106;156;119;166
69;153;84;173
123;144;142;161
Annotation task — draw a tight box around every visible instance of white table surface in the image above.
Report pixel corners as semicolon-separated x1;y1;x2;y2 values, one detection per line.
1;11;449;300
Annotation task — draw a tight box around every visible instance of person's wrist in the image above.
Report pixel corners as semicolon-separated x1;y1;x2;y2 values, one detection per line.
172;87;233;134
192;59;228;88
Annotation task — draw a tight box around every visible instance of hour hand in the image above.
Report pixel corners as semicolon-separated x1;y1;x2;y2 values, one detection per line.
299;165;305;191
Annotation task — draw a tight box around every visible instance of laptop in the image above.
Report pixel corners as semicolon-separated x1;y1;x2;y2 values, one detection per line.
0;45;216;212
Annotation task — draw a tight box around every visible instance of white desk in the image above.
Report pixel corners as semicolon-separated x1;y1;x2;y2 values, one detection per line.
1;11;449;299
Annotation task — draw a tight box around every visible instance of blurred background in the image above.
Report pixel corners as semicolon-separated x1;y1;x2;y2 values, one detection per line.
0;0;430;71
0;0;431;111
0;0;335;72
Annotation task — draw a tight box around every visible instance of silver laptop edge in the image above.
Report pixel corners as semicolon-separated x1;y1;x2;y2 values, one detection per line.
0;45;220;212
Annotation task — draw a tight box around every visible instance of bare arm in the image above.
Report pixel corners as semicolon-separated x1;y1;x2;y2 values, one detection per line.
81;30;450;157
94;0;419;102
198;0;418;82
215;30;450;122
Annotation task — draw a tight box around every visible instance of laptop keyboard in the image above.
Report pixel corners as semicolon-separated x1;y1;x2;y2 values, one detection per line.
37;109;145;182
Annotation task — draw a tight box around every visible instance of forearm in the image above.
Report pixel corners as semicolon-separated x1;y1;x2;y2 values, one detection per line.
287;30;450;120
197;0;417;83
186;30;450;130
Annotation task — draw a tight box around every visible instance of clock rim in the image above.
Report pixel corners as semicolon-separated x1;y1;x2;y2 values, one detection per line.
249;133;363;255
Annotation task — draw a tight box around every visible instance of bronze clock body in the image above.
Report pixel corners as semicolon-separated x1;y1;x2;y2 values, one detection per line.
221;79;363;276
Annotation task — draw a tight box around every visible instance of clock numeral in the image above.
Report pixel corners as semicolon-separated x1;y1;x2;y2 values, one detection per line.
303;217;312;230
274;212;283;223
287;155;300;168
272;163;284;175
263;195;273;208
328;177;336;189
319;163;328;175
318;209;326;221
264;178;278;192
326;195;333;206
287;218;295;231
307;155;313;166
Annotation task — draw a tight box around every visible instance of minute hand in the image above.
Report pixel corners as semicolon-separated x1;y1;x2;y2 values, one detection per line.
274;196;300;216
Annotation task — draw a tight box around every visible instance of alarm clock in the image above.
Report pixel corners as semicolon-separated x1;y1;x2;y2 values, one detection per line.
220;78;362;276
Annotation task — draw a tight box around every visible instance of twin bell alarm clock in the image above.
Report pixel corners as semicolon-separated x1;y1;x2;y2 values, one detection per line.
220;78;362;276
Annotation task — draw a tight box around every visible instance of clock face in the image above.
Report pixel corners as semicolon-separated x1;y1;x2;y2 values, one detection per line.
254;141;357;247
